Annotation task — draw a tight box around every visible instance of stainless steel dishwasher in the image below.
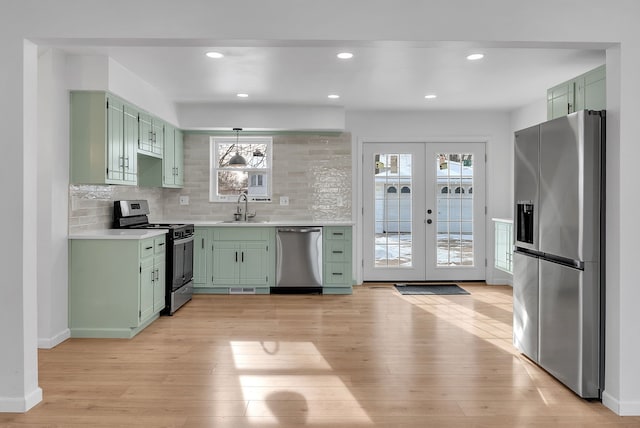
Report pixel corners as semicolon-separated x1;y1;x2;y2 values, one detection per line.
275;227;323;288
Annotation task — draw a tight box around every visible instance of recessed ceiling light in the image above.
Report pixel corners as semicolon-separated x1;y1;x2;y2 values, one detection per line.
424;94;437;99
237;93;249;98
205;51;224;59
337;52;353;59
328;94;340;99
466;53;484;61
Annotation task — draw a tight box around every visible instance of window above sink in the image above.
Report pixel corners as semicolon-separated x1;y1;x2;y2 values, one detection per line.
209;136;273;202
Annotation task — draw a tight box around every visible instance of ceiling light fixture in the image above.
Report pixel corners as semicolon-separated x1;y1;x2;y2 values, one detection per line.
328;94;340;99
205;51;224;59
337;52;353;59
466;53;484;61
424;94;437;99
237;93;249;98
228;128;247;167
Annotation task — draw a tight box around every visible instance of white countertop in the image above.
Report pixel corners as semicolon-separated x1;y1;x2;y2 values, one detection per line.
491;217;513;223
188;220;354;227
68;221;353;239
69;229;168;240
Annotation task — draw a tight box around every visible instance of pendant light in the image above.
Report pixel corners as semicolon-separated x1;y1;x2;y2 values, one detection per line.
228;127;247;167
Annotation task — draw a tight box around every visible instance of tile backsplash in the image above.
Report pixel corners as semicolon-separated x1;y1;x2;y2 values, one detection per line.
69;132;352;233
68;185;165;233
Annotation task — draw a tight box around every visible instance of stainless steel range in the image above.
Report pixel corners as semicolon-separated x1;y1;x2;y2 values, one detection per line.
114;200;194;315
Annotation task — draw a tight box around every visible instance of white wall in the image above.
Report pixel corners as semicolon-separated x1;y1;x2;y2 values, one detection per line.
2;0;640;416
36;48;70;349
178;103;345;131
66;55;179;126
346;110;512;286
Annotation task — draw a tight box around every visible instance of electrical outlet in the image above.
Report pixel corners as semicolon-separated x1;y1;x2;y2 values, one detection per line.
179;195;189;205
280;196;289;206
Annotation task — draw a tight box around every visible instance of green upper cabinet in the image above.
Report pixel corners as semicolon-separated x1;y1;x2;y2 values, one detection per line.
71;91;138;185
547;65;606;120
163;125;185;188
72;90;183;188
138;111;164;158
138;122;184;188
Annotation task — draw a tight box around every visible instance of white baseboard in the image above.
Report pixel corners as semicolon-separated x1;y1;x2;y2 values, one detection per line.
38;328;70;349
602;391;640;416
486;272;513;286
0;387;42;413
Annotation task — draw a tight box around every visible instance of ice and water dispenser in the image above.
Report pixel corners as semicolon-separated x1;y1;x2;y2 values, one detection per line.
516;202;534;245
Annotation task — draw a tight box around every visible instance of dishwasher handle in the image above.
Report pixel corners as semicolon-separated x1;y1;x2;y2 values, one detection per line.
277;227;322;233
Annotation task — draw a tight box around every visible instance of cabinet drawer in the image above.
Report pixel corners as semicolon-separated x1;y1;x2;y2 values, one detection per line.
140;238;155;259
154;236;167;255
325;263;349;285
213;227;271;241
325;227;350;240
325;240;350;262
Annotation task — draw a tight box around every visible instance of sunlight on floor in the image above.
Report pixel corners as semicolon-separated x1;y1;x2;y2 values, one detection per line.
399;290;518;355
230;341;373;425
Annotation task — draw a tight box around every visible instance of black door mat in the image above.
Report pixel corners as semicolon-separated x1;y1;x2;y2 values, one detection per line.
394;283;470;295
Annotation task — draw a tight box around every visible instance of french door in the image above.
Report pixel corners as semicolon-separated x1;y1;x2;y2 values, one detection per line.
362;142;486;282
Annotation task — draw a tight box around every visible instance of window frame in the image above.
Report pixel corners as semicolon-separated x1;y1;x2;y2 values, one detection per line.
209;136;273;203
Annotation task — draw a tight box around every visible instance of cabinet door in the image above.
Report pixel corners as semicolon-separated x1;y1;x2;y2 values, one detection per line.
153;255;166;313
140;256;155;323
123;104;138;184
152;119;164;156
212;242;240;285
548;82;574;120
163;124;176;186
193;228;209;287
106;96;125;181
584;66;606;111
239;242;269;285
174;129;184;186
138;112;153;154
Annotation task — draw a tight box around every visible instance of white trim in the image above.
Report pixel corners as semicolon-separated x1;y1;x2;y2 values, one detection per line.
0;388;42;413
356;136;491;284
602;390;640;416
209;136;273;202
38;328;70;349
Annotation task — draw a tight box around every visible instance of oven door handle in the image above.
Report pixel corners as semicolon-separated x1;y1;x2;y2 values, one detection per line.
173;235;194;246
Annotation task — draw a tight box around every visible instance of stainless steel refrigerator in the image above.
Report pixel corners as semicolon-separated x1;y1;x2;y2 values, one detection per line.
513;109;605;399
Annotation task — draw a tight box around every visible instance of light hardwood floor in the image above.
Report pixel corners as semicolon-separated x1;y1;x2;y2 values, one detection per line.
2;284;638;427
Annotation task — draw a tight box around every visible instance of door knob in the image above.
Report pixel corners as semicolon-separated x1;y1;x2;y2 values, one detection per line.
427;219;433;224
427;209;432;214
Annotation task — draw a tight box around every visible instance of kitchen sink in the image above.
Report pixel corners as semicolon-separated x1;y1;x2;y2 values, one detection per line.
220;220;269;224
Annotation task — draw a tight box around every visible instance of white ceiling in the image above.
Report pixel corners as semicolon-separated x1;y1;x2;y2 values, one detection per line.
57;43;606;112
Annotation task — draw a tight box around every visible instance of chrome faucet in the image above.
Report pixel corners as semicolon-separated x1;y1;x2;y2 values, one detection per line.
236;192;256;221
237;192;248;221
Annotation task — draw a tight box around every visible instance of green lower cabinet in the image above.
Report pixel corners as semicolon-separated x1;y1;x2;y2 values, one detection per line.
193;228;210;288
194;227;275;294
69;235;166;338
193;225;353;295
323;226;353;294
139;256;155;322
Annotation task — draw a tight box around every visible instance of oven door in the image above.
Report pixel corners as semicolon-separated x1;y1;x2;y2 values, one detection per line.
172;235;194;290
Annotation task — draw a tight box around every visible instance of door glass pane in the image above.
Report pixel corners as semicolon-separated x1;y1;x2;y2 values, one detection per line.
436;153;474;266
374;153;412;267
